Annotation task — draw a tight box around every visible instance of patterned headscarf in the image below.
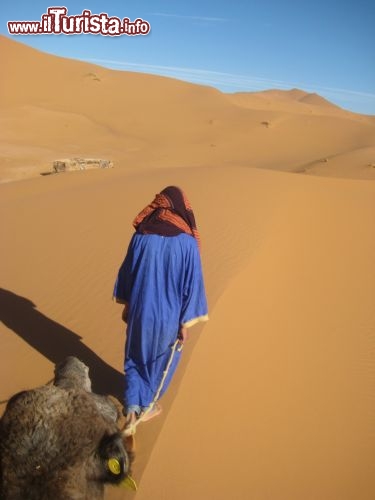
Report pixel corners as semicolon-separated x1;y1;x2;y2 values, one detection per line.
133;186;201;249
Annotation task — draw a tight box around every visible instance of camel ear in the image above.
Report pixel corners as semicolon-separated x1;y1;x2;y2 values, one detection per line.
107;457;123;477
98;432;128;483
106;456;138;491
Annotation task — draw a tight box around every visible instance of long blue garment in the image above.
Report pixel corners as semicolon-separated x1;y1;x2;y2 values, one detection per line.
113;233;208;410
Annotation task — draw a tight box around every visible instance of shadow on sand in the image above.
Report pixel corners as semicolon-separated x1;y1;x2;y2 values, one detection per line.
0;288;124;399
0;288;206;489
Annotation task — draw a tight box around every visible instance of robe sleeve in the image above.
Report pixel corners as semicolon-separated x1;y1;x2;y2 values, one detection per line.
113;236;135;304
180;240;209;328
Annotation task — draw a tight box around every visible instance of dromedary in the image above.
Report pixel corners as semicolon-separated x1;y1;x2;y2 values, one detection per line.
0;357;133;499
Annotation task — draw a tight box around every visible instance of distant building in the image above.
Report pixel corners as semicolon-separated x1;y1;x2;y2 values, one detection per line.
53;158;113;173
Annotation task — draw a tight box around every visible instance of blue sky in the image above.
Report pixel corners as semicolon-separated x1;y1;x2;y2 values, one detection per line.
1;0;375;114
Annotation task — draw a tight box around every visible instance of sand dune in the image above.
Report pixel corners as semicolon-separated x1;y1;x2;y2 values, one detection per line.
1;35;375;182
134;170;375;500
1;35;375;500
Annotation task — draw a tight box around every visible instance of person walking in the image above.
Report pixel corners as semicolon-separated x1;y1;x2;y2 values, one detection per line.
113;186;208;435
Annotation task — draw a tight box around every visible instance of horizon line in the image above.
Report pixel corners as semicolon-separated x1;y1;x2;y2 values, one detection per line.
87;58;375;103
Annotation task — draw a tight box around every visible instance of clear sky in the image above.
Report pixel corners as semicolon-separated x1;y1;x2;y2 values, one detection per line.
1;0;375;114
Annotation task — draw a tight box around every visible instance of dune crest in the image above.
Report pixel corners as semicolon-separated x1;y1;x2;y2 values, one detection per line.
1;35;375;182
1;33;375;500
1;165;375;499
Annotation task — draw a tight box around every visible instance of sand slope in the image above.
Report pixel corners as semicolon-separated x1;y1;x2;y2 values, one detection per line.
1;35;375;500
135;171;375;500
1;35;375;182
1;166;375;500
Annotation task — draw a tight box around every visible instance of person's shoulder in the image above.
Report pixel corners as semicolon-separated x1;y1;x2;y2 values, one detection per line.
176;233;196;243
131;232;159;243
176;233;199;252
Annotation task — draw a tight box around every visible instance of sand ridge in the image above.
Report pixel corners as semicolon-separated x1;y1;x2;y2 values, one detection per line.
1;35;375;500
1;35;375;182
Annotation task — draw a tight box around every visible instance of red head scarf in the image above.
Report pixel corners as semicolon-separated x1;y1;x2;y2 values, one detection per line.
133;186;201;249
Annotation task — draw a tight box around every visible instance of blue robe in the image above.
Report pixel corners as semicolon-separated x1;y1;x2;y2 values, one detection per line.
113;233;208;411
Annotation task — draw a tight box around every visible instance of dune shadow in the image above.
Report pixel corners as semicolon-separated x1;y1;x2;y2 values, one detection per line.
0;288;124;399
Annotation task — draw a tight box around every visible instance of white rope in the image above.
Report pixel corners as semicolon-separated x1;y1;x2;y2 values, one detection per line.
130;339;183;431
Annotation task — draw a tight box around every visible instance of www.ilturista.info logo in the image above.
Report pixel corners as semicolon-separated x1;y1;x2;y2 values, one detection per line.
7;7;151;36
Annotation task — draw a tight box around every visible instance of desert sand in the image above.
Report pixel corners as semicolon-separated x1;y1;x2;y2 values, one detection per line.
1;35;375;499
